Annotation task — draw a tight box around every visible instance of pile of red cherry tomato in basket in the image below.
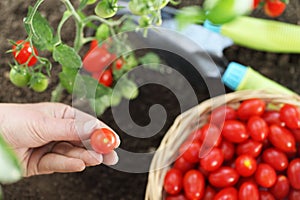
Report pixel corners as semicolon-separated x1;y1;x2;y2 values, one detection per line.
164;98;300;200
253;0;287;17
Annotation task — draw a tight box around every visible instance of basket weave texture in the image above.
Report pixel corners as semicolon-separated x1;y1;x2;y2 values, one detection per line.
145;90;300;200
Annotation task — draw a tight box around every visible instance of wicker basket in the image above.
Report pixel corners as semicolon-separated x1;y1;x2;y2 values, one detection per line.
145;90;300;200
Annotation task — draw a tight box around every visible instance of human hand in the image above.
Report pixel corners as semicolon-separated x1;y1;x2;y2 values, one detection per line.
0;103;120;177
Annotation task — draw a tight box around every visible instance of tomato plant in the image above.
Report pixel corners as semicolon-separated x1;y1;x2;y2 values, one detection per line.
90;128;117;154
9;66;30;87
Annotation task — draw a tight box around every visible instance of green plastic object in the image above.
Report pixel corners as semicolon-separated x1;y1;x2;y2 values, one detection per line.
221;16;300;53
222;62;296;95
0;134;22;184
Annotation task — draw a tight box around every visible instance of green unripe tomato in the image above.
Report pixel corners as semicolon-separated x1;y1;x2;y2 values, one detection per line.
204;0;252;24
95;1;118;19
96;23;110;41
31;73;49;92
9;67;30;87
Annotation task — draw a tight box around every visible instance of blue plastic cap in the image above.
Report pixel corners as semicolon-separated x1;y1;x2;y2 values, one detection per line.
222;62;248;90
203;20;221;34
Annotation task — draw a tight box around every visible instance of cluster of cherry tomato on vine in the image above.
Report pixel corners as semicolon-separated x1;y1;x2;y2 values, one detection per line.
164;98;300;200
253;0;287;17
10;40;48;92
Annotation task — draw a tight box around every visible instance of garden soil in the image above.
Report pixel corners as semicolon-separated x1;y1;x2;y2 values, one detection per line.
1;0;300;199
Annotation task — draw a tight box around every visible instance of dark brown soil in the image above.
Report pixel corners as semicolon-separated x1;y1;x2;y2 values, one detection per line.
1;1;300;200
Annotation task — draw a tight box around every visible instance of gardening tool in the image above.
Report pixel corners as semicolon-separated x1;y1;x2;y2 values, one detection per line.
117;1;296;96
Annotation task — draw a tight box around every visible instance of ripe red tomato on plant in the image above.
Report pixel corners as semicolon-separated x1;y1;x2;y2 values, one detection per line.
200;147;224;172
83;44;116;73
280;104;300;129
90;39;99;50
269;175;290;199
163;168;183;195
235;154;257;177
237;99;266;120
221;120;249;143
183;170;205;200
264;0;286;17
92;69;113;87
90;128;117;154
255;163;277;188
213;187;238;200
288;159;300;190
115;58;124;70
12;40;38;66
238;182;259;200
253;0;261;9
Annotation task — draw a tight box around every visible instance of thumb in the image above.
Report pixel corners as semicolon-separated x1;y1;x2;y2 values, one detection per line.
38;117;119;142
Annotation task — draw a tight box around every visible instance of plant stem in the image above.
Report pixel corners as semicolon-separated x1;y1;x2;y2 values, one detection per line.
24;0;45;37
51;83;64;102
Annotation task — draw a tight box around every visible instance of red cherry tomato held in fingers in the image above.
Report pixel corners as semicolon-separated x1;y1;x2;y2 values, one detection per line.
262;148;288;171
166;194;187;200
280;104;300;129
269;175;290;199
288;159;300;190
182;141;202;163
200;147;224;172
203;186;216;200
221;120;249;143
236;139;263;158
262;111;284;126
220;139;235;161
164;168;183;195
12;40;38;66
208;167;240;188
213;187;238;200
237;99;266;120
264;0;286;17
209;106;237;127
247;116;269;142
83;45;116;73
235;155;257;177
173;156;196;173
259;191;275;200
269;124;296;153
200;123;222;147
183;170;205;200
238;182;259;200
255;163;277;188
289;189;300;200
90;128;117;154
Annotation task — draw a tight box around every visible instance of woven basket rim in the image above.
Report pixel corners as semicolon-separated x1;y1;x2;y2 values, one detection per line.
145;90;300;200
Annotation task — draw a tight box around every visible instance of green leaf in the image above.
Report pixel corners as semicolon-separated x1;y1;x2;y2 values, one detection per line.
59;68;78;94
138;52;161;71
24;7;54;50
53;44;82;69
119;19;138;33
175;6;206;29
91;95;111;116
0;134;22;184
119;77;139;100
